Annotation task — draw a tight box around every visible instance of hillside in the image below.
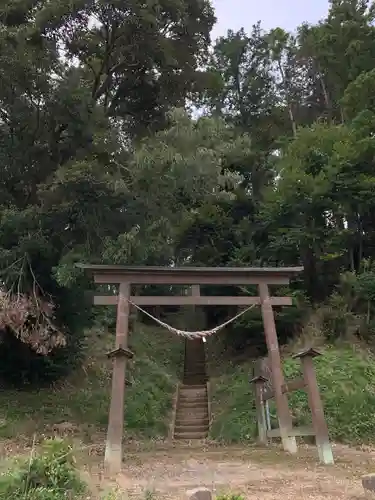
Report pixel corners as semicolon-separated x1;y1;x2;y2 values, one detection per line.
209;340;375;445
2;0;375;460
0;324;184;444
1;322;375;450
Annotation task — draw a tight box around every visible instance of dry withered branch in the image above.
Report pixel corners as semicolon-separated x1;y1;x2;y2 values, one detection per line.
0;291;66;355
0;255;67;355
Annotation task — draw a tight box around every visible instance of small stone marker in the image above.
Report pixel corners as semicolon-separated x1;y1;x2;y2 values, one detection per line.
362;474;375;498
186;487;212;500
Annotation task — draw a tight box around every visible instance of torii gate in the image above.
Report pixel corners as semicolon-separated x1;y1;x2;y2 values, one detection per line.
78;264;303;473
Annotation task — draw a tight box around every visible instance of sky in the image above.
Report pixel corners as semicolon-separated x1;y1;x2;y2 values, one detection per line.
211;0;330;38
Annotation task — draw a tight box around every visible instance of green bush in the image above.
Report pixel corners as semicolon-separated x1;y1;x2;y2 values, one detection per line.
0;438;86;500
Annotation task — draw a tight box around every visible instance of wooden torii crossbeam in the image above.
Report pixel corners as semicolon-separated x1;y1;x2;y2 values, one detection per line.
78;264;303;473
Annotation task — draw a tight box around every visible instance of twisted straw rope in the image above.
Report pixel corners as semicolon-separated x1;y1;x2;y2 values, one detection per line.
128;299;256;339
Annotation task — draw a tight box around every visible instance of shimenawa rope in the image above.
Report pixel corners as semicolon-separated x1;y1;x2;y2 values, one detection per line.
127;299;256;340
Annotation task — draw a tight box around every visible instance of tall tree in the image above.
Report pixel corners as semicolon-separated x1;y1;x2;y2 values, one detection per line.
0;0;215;382
298;0;375;122
33;0;215;137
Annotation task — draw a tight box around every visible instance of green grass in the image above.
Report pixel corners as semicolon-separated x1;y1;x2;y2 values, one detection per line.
0;438;87;500
0;324;184;442
209;342;375;445
2;321;375;450
209;363;257;442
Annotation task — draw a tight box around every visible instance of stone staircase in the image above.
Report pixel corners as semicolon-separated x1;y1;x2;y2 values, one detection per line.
173;338;209;440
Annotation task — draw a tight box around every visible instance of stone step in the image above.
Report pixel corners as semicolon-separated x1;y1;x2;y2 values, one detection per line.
176;417;208;424
178;400;207;407
178;406;207;413
180;387;206;392
181;383;207;388
176;412;209;419
175;418;209;426
179;394;207;400
183;372;207;376
179;390;206;395
174;425;208;434
180;384;206;390
183;378;208;383
179;392;207;399
179;391;207;397
183;376;207;381
178;398;207;403
175;415;208;423
176;409;208;417
174;431;208;440
179;387;207;394
176;415;208;423
175;419;209;428
174;338;209;440
179;393;207;399
183;377;207;384
178;406;207;412
178;399;207;406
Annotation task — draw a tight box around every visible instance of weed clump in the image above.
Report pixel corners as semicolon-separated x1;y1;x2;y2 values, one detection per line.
0;438;86;499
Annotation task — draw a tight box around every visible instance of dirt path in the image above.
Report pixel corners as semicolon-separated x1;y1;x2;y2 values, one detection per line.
91;444;375;499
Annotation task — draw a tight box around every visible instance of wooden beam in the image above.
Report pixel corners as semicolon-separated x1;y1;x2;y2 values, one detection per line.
93;295;293;307
93;273;292;285
267;426;315;438
263;377;305;401
78;264;303;284
283;377;306;394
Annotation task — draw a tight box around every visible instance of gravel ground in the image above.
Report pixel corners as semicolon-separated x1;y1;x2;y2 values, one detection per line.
107;444;373;499
2;434;373;498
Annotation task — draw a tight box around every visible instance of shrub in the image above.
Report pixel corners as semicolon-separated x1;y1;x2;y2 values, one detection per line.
0;438;86;500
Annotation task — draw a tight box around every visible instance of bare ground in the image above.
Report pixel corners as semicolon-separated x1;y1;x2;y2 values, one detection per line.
82;442;375;499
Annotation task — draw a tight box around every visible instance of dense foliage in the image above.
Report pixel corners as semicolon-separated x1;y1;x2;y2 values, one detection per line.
1;0;375;383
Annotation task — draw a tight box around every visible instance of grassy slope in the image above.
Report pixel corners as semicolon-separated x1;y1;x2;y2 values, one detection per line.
0;324;184;442
209;341;375;444
1;322;375;448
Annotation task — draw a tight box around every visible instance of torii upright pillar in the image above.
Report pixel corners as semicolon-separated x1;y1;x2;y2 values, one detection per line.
259;282;297;454
104;282;133;473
